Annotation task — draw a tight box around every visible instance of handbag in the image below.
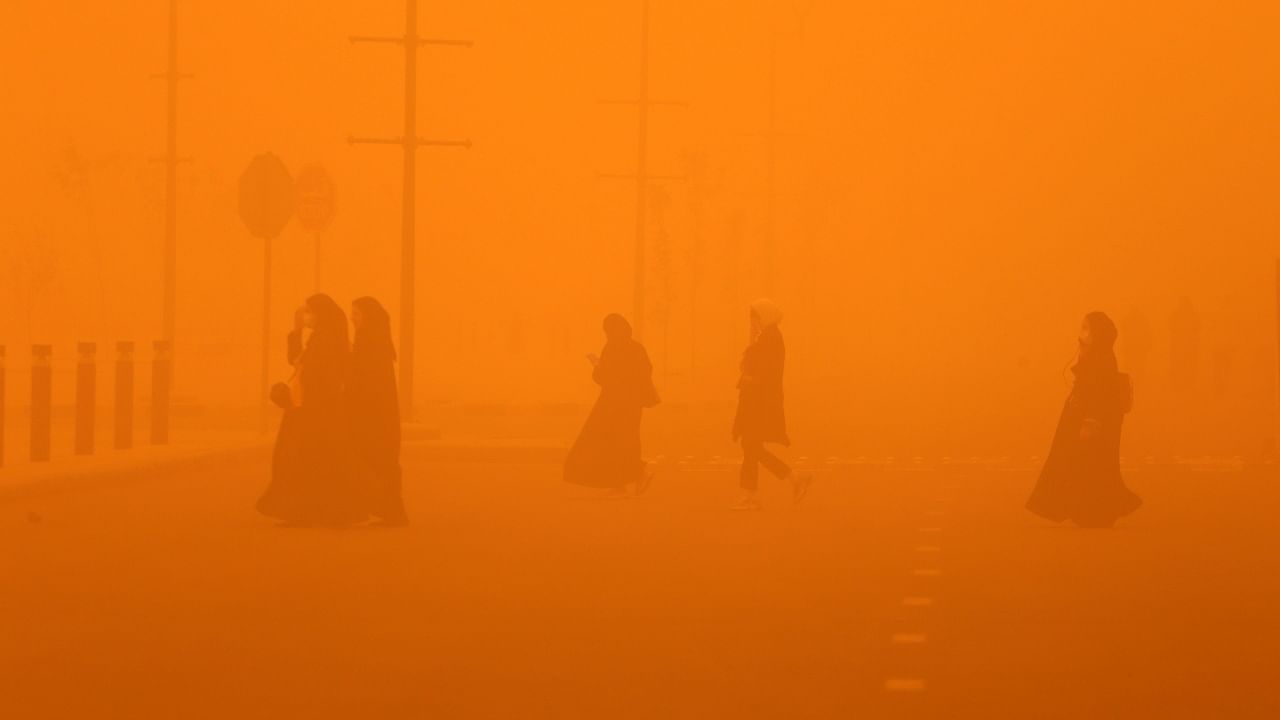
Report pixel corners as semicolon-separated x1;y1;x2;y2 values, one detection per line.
1117;373;1134;414
269;370;303;409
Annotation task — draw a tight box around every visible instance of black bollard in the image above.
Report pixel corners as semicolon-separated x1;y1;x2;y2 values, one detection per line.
115;341;134;450
75;342;96;455
150;340;171;445
31;345;52;462
0;345;6;469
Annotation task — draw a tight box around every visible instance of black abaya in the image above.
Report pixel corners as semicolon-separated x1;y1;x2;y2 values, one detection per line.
1027;361;1142;528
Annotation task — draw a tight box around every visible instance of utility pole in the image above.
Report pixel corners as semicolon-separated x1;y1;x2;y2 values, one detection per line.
154;0;190;352
763;32;778;295
350;0;471;420
599;0;684;341
756;1;813;296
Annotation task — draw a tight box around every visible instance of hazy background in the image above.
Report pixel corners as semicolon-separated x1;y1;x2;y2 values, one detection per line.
4;0;1280;458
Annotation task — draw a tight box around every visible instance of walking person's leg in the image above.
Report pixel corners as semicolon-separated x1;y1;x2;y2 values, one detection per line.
733;439;763;510
758;446;791;480
759;444;813;505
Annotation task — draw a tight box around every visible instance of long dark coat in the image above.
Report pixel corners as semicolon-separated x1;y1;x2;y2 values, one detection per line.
732;325;790;446
563;339;655;488
258;330;366;525
346;342;405;522
1027;358;1142;527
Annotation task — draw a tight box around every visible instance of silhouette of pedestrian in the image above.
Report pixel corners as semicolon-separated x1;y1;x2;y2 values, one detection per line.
564;314;658;497
348;297;408;526
731;299;811;511
258;294;366;527
1027;312;1142;528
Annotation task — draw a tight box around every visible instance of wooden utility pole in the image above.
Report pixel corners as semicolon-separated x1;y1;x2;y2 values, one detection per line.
350;0;471;420
150;0;190;439
155;0;190;352
756;1;813;296
599;0;684;341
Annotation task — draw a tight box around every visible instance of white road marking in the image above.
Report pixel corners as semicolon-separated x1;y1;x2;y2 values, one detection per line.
916;546;942;552
885;678;925;692
902;597;933;607
913;568;943;577
892;633;927;644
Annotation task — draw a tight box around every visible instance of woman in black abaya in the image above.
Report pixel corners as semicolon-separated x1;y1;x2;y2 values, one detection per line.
1027;311;1142;528
258;293;366;526
347;296;407;526
563;314;657;496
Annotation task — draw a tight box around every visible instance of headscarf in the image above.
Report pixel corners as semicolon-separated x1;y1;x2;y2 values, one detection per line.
1075;311;1118;377
353;296;396;362
603;313;633;344
305;293;350;351
750;298;783;329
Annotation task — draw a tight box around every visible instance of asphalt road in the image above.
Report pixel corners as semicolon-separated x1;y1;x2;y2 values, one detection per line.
2;454;1277;719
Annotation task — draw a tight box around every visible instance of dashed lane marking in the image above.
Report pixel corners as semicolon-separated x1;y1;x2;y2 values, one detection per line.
884;678;926;692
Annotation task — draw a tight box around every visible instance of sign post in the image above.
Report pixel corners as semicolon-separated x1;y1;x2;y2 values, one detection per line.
295;165;336;291
238;153;295;428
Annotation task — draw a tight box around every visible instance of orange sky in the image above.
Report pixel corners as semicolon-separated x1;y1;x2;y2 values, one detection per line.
4;0;1280;456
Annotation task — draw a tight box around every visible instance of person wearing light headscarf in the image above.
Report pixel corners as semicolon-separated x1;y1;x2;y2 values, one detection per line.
731;299;811;510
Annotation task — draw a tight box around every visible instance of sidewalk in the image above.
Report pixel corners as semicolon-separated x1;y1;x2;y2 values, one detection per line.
0;440;270;504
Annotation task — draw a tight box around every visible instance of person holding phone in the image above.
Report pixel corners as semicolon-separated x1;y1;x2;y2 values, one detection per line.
564;313;658;496
1027;311;1142;528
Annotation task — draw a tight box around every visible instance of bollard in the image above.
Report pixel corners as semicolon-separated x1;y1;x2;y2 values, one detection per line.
75;342;96;455
31;345;52;462
0;345;6;468
150;340;171;445
115;341;134;450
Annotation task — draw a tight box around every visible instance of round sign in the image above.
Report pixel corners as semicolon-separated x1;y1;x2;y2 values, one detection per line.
238;153;295;240
295;164;336;232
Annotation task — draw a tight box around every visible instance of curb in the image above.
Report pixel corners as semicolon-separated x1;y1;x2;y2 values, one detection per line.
0;443;272;505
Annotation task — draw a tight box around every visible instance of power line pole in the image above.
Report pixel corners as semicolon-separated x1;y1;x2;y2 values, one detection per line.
350;0;471;420
154;0;190;350
763;32;778;295
757;1;813;296
599;0;684;341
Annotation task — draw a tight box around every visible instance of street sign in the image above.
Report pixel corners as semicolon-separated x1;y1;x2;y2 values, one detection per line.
238;153;294;239
295;164;336;232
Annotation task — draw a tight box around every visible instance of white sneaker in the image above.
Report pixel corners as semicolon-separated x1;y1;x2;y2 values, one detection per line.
792;473;814;504
635;469;655;496
730;495;762;511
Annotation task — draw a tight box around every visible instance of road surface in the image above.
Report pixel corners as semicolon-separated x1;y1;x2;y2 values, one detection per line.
2;451;1277;718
